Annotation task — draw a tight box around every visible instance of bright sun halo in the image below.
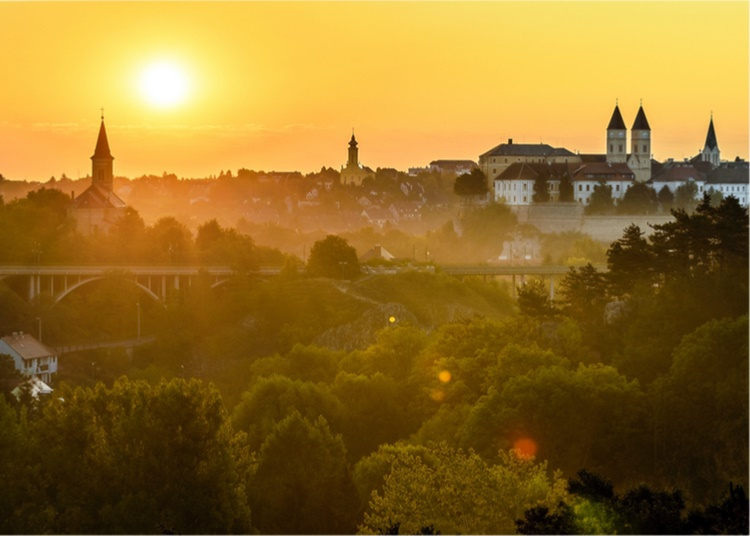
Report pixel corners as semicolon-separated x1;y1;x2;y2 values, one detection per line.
139;61;189;108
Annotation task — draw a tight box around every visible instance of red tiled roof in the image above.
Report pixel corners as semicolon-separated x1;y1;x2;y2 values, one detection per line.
0;333;56;360
70;184;127;209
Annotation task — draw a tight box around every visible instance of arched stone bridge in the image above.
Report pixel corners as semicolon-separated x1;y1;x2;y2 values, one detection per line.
0;263;594;304
0;265;281;303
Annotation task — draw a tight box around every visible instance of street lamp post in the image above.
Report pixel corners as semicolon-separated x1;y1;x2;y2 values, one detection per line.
136;302;141;341
36;317;42;343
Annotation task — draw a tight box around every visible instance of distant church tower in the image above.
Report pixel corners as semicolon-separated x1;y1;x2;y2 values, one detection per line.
340;131;373;186
68;113;127;235
701;115;720;167
91;114;114;190
347;133;359;168
628;103;652;182
606;102;627;164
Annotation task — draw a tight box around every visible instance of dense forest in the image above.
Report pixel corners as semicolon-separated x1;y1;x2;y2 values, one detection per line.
0;189;747;534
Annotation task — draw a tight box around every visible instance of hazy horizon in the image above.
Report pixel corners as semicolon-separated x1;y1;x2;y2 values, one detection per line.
1;1;748;181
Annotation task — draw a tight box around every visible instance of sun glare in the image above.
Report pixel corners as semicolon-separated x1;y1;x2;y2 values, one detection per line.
138;61;189;108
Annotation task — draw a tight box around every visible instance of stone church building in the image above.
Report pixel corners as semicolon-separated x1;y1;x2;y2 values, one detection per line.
67;115;127;235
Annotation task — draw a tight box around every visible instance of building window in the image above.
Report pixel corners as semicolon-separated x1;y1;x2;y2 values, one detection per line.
586;184;590;192
616;185;620;192
609;144;613;152
578;184;582;191
642;144;647;153
523;196;527;203
619;144;623;152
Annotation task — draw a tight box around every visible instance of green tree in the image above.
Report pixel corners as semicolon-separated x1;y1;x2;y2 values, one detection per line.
195;219;257;272
657;184;674;213
30;378;252;534
107;206;147;263
606;224;655;296
516;279;557;318
0;397;43;533
617;181;658;214
231;375;343;452
651;316;749;503
249;411;358;534
707;186;723;207
559;174;575;202
307;234;360;279
459;203;517;261
461;364;649;482
144;216;194;265
584;182;615;215
673;180;699;212
533;176;550;203
453;168;488;197
360;443;568;535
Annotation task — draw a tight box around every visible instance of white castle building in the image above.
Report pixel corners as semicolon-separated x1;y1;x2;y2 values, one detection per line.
485;103;747;207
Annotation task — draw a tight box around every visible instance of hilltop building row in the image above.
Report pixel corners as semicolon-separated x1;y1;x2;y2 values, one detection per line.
480;103;746;207
63;103;748;235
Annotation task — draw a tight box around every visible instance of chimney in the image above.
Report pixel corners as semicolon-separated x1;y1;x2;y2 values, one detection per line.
508;138;513;145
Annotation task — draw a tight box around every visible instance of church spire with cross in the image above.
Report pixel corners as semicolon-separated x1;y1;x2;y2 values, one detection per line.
91;110;114;190
701;113;720;167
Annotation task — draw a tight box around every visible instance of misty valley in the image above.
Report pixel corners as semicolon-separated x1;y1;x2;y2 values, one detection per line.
0;181;747;534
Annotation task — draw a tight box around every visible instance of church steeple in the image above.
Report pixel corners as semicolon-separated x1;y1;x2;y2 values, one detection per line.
606;102;627;164
347;132;359;168
91;114;114;191
629;103;652;183
701;114;720;167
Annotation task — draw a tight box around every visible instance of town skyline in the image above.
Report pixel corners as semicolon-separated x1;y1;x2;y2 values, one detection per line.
1;1;748;181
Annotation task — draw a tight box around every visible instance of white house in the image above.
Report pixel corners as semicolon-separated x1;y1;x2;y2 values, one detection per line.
0;332;58;385
706;160;749;207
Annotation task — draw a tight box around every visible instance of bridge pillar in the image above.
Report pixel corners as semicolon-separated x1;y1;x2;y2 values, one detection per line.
549;276;555;301
28;274;36;301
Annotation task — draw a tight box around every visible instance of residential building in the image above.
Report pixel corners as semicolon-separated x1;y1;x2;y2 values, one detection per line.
706;159;749;206
649;160;708;199
479;139;579;182
493;162;573;205
429;160;477;176
0;332;58;385
572;162;635;205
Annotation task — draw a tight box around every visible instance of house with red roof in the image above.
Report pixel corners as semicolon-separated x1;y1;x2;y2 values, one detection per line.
0;332;58;385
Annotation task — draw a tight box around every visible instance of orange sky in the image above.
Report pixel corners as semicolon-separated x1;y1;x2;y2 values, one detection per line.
0;1;748;181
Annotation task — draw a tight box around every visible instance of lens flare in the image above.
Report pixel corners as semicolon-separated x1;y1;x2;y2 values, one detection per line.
513;437;538;459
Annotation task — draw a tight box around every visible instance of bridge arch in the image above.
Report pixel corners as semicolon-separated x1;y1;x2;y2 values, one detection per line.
54;276;162;305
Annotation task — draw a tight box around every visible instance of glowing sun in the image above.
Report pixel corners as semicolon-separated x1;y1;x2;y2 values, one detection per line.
138;61;190;108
